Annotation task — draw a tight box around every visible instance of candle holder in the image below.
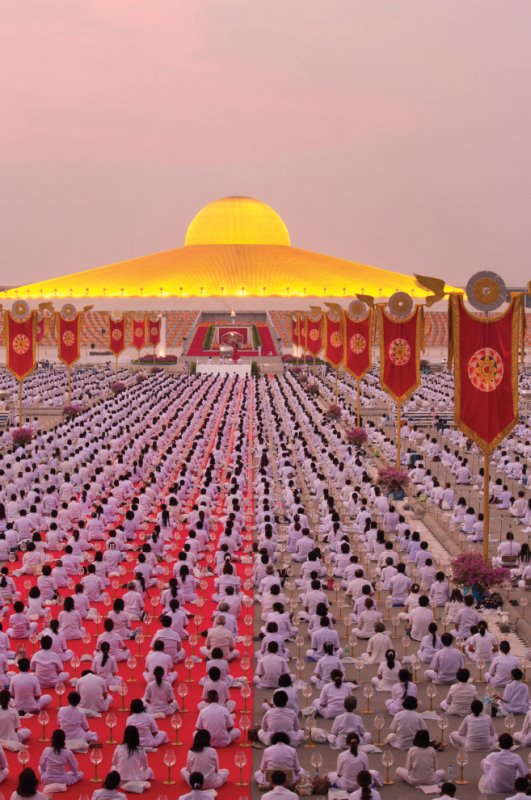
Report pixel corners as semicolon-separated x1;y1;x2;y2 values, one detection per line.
240;682;251;713
234;750;248;786
392;617;400;639
189;634;198;659
163;750;176;784
17;748;29;768
385;596;393;621
170;712;183;745
401;635;409;655
310;751;323;775
184;656;195;683
363;684;374;715
56;681;65;707
118;682;128;712
295;635;305;659
477;658;486;683
177;682;188;713
136;631;145;656
127;655;137;682
194;615;203;635
427;683;436;711
504;712;515;734
239;713;251;747
90;748;103;782
240;655;251;674
296;658;305;681
374;714;385;745
353;658;364;685
71;655;80;680
456;751;469;785
304;714;316;748
381;750;394;785
410;655;420;682
438;713;448;747
521;597;528;619
106;712;117;744
38;710;49;742
93;612;102;636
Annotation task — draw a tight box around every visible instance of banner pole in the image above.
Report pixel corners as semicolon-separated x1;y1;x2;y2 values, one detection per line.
115;355;118;377
356;379;361;427
396;402;401;468
483;451;490;562
313;356;316;375
18;381;23;426
334;369;339;402
67;367;71;403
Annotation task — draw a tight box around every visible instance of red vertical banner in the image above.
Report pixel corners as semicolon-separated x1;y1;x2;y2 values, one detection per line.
109;314;126;356
148;316;161;347
132;315;147;351
291;314;300;348
298;313;308;353
4;306;37;381
305;309;323;357
450;293;523;452
343;303;373;379
57;305;82;367
324;308;344;367
377;305;423;403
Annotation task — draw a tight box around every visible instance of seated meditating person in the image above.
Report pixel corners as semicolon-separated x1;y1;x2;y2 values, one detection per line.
254;731;304;787
395;729;446;786
194;689;240;747
258;690;304;746
111;725;153;793
38;728;83;788
449;700;497;750
181;730;229;790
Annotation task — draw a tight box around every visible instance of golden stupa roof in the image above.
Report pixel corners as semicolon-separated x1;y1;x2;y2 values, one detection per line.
1;196;452;299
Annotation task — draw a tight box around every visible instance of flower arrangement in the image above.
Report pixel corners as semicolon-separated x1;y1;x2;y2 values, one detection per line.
291;366;302;375
299;372;309;383
62;404;86;420
110;381;126;395
281;354;296;363
135;373;147;383
11;427;33;447
307;383;320;396
325;403;342;420
378;467;409;496
134;354;177;365
451;552;511;592
347;427;368;446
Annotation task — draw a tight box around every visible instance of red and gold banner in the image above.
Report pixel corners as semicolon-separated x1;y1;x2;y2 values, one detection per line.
291;314;300;348
4;311;37;381
131;315;146;351
147;316;161;347
57;313;82;367
450;293;523;452
324;308;343;367
343;307;373;379
298;313;307;353
377;305;423;403
36;316;46;343
109;315;126;356
305;310;323;357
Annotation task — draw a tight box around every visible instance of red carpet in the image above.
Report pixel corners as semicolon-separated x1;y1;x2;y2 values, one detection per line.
187;325;277;357
4;379;255;800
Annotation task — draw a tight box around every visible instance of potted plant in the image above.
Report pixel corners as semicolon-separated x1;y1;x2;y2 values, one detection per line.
450;553;511;604
347;427;368;447
62;404;86;420
11;427;33;448
378;467;409;500
110;381;126;395
307;383;320;396
324;403;342;420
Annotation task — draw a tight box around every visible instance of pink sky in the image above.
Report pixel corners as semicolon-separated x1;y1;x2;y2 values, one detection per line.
1;0;530;286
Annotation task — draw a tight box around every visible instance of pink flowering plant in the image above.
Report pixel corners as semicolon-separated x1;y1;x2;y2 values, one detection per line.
451;552;511;592
347;427;368;446
307;383;320;396
63;404;86;420
11;427;33;447
325;403;342;420
110;381;126;394
378;467;409;495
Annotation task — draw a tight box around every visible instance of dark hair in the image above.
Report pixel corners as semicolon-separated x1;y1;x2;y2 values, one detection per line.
51;728;66;753
190;729;211;752
122;724;141;754
357;769;373;800
189;771;204;790
103;771;121;790
413;729;430;748
16;768;39;798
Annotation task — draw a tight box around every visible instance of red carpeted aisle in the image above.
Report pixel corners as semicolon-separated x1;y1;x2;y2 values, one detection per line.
4;379;255;800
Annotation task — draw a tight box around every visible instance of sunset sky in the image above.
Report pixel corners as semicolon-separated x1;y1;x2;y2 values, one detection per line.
1;1;530;286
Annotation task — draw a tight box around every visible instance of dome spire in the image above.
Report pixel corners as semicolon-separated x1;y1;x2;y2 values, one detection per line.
184;196;290;247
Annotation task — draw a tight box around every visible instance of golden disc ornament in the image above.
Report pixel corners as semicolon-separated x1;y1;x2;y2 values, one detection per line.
387;292;413;320
347;299;369;322
110;310;123;322
465;271;506;312
11;300;30;321
60;303;76;321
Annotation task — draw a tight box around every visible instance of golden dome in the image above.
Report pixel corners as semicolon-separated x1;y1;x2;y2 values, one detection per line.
184;196;291;247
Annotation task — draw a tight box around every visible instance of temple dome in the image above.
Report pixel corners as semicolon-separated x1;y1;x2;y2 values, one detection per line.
184;196;291;247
